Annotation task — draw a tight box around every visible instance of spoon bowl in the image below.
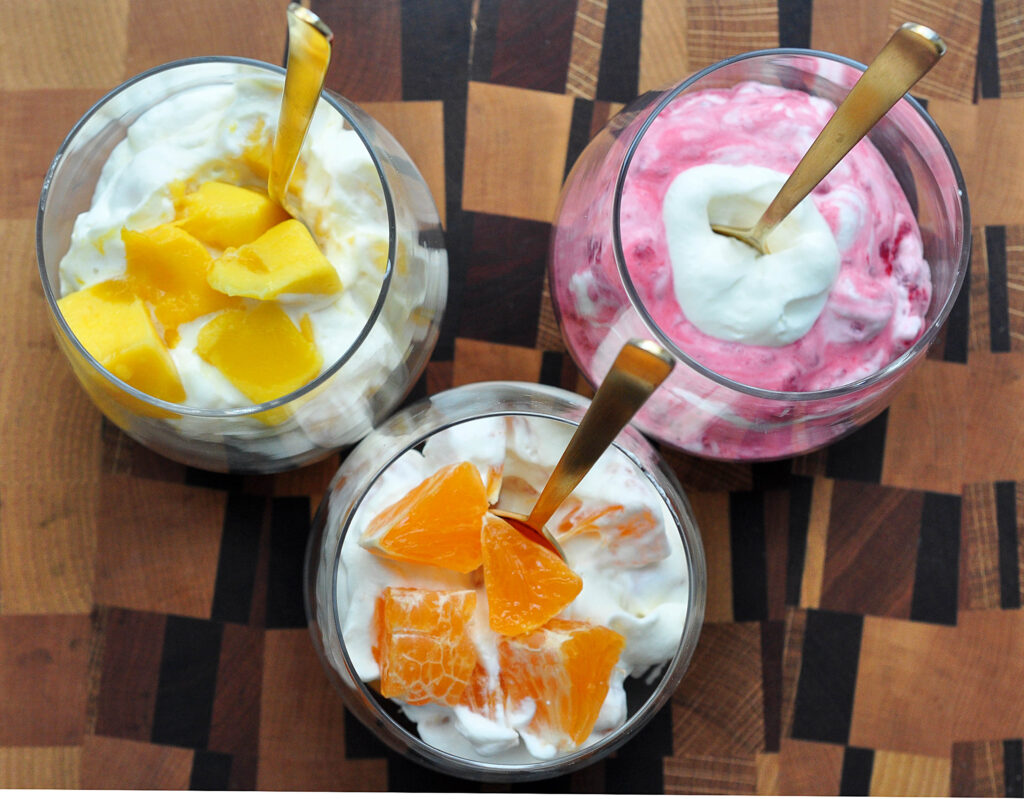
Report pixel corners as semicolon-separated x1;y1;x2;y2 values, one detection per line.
711;22;946;255
491;339;675;559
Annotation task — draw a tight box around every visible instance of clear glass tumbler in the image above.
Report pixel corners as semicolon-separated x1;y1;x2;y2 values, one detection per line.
549;49;969;461
37;57;448;473
304;381;707;781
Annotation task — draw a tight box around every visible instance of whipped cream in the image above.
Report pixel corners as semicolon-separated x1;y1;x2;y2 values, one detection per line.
663;163;841;346
335;416;691;763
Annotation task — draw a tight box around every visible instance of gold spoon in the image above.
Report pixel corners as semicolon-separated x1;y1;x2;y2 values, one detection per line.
269;3;333;211
492;340;675;560
711;22;946;255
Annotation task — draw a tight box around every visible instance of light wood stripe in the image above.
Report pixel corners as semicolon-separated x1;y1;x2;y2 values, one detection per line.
870;749;953;796
566;0;608;99
961;483;1005;610
888;0;981;103
996;1;1024;97
799;478;833;609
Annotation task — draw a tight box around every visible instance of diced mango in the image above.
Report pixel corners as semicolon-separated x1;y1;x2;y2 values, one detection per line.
241;120;272;182
57;280;186;404
207;219;342;300
123;224;241;346
195;303;322;404
177;181;290;250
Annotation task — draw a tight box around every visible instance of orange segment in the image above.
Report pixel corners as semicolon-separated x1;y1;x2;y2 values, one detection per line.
498;619;625;749
374;586;478;706
361;462;489;573
481;514;582;636
461;662;504;720
552;498;669;568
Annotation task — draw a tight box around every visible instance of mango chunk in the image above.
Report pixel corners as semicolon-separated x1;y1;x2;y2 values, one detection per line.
207;219;342;300
123;224;240;346
57;280;186;404
241;121;272;182
195;303;322;403
176;181;290;250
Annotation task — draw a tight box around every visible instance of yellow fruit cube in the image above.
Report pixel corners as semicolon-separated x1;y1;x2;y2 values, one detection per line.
207;219;342;300
195;303;322;404
177;181;290;249
123;224;240;346
57;280;186;404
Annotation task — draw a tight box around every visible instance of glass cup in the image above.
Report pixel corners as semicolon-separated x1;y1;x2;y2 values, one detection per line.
304;381;707;781
37;57;448;473
549;49;969;461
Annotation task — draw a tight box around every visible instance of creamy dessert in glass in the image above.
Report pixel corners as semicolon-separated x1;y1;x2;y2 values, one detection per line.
549;49;969;461
37;57;448;473
304;381;706;781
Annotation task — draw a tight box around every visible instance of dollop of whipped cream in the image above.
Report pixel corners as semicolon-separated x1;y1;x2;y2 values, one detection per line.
663;163;840;346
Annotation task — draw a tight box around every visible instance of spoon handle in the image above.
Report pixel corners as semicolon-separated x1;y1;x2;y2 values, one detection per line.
524;340;675;532
749;22;946;245
269;3;333;206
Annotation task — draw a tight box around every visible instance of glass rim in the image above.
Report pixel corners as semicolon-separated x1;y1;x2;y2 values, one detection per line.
36;55;399;418
611;47;972;403
325;380;707;779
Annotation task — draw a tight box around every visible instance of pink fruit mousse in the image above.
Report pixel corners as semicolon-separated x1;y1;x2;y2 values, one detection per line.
554;80;931;395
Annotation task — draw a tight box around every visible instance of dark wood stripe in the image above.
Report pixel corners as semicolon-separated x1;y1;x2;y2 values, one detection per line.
469;0;500;83
791;610;862;744
94;608;165;742
564;96;595;180
1006;739;1024;797
185;467;245;493
761;620;785;753
825;410;888;484
265;496;312;629
942;255;971;363
910;491;962;625
978;0;1001;100
996;481;1021;610
730;491;769;621
539;350;564;386
461;215;551;347
604;704;673;793
595;0;641;103
839;746;875;796
987;225;1011;352
401;0;473;360
489;0;575;92
786;476;814;607
344;708;391;759
751;459;795;490
211;494;264;624
190;750;233;790
777;0;813;49
151;615;223;750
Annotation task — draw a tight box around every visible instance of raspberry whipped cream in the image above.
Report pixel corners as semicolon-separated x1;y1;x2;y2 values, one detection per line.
563;80;931;394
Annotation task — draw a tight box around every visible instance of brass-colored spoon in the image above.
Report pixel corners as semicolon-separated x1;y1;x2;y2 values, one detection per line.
269;3;333;211
492;340;675;560
711;22;946;255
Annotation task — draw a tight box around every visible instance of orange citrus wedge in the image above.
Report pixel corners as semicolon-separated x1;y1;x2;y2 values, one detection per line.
374;586;479;706
481;513;582;636
361;461;489;573
499;618;625;749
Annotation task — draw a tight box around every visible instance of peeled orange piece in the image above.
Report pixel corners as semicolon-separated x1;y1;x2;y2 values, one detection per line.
499;618;625;749
361;462;489;573
481;513;582;636
552;498;669;568
374;586;478;706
